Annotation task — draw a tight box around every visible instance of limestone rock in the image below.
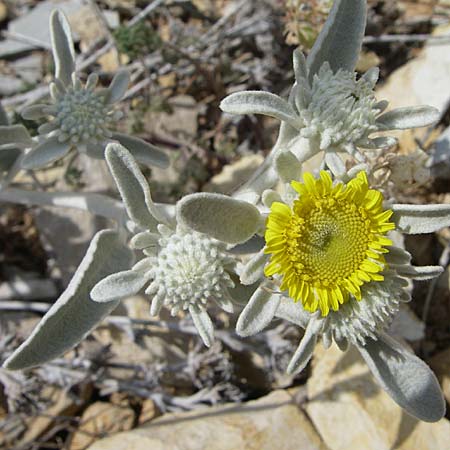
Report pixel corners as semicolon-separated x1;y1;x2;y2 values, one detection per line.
306;343;450;450
87;390;326;450
204;154;264;194
69;401;135;450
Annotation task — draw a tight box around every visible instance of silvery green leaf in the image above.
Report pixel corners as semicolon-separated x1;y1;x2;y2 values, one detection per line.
177;193;262;245
392;204;450;234
275;297;310;329
287;317;323;375
21;136;71;169
112;133;169;169
0;125;32;147
240;249;269;285
189;305;214;347
91;268;151;303
105;70;130;104
85;142;107;159
21;104;50;120
362;66;380;87
130;231;159;250
0;103;9;125
307;0;366;78
213;294;234;314
293;49;308;83
376;106;440;130
50;10;75;87
324;151;345;177
275;150;302;183
262;190;282;208
220;91;299;128
0;148;21;173
105;143;165;230
391;264;443;280
385;246;411;265
358;333;445;422
229;281;258;306
3;230;133;370
229;235;265;255
236;284;281;337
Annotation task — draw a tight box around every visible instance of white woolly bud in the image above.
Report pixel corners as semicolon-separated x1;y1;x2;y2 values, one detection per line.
145;228;235;316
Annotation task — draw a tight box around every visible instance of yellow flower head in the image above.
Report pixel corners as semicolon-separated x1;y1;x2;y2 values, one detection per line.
264;171;395;316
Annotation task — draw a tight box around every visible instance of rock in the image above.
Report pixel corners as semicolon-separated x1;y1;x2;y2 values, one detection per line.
138;398;160;425
0;0;83;57
70;6;119;49
16;384;91;448
0;2;7;23
204;154;264;194
306;343;450;450
69;401;135;450
375;24;450;152
87;390;326;450
429;347;450;405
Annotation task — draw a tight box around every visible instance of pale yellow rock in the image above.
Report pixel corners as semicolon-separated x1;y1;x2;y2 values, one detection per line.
88;390;327;450
69;401;135;450
306;343;450;450
0;2;7;22
375;24;450;153
204;154;264;194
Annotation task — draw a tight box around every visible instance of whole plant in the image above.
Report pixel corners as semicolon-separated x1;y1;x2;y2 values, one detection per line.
1;0;448;424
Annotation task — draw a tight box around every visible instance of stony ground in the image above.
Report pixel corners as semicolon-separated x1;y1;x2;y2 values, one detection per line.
1;1;450;449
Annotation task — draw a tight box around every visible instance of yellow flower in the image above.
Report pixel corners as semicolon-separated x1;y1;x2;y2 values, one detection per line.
264;170;395;316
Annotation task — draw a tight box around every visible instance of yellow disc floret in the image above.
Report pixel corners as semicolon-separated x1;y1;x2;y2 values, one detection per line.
264;171;395;316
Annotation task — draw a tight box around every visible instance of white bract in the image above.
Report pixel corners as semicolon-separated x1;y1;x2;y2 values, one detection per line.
20;10;168;170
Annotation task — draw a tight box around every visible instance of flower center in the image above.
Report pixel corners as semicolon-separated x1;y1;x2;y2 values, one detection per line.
264;171;395;316
289;199;371;285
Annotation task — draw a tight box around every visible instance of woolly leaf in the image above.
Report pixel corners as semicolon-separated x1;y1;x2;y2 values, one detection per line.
358;333;446;422
307;0;367;78
390;265;443;280
21;136;71;169
50;10;75;86
236;284;281;337
91;268;151;303
3;230;133;370
177;193;261;245
0;125;32;147
392;204;450;234
376;106;439;130
105;143;165;230
275;150;302;183
287;318;322;374
189;305;214;347
240;249;269;285
112;133;169;169
220;91;299;128
105;70;130;104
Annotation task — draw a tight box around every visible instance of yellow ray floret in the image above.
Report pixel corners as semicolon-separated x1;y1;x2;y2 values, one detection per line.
264;171;395;316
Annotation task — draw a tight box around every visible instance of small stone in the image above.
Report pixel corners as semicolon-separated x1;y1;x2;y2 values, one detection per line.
87;390;325;450
69;401;135;450
204;154;264;194
306;343;450;450
138;399;160;425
